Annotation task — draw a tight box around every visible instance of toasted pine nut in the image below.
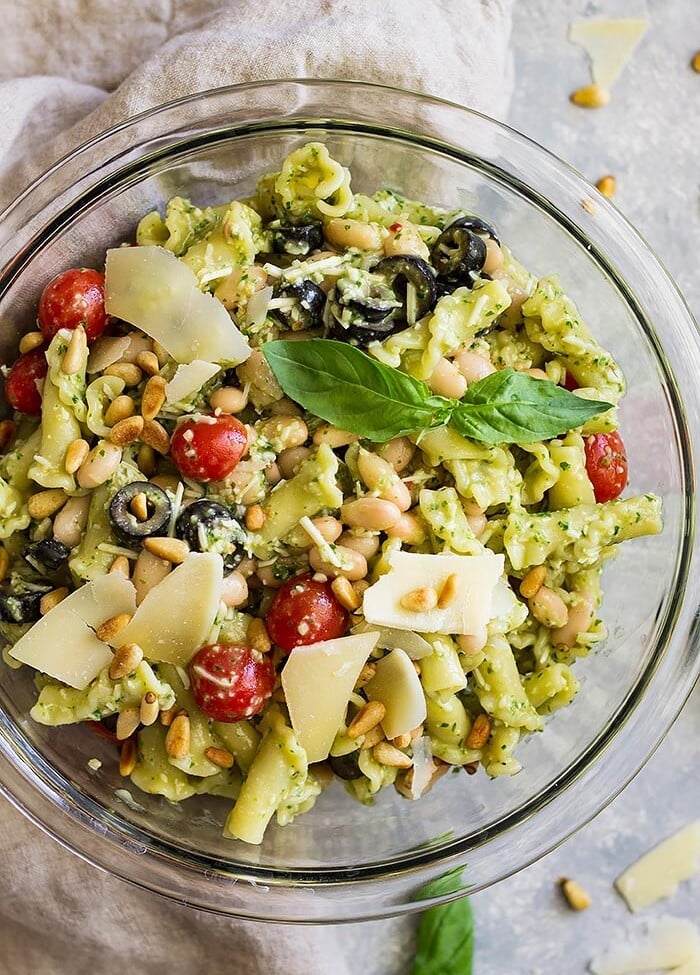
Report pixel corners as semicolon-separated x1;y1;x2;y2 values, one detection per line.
18;331;45;355
552;594;596;648
257;416;308;452
209;385;248;414
105;362;143;386
409;724;424;742
466;713;491;749
135;350;160;376
519;565;547;599
308;544;367;581
347;700;386;739
140;418;170;454
116;707;141;741
245;504;266;531
341;497;402;531
373;740;413;768
428;358;467;400
109;554;131;579
0;546;9;584
143;536;189;564
141;375;167;421
463;762;479;776
109;414;144;447
693;50;700;72
325;218;382;251
392;732;412;749
139;690;160;727
61;325;87;375
0;419;15;453
204;746;235;769
529;586;569;629
119;738;137;777
247;617;272;653
359;725;385;750
27;488;67;520
596;175;616;198
159;705;178;727
331;575;361;611
376;437;415;473
387;512;426;546
152;339;169;367
560;878;592;911
437;573;459;609
338;531;380;560
355;661;377;688
136;443;157;477
104;394;136;427
40;587;69;615
129;491;149;522
400;586;438;612
165;713;191;759
570;83;610;108
96;613;132;644
119;332;153;364
132;548;170;604
221;571;248;608
77;440;122;489
109;642;144;680
277;445;311;479
312;424;359;448
353;579;370;600
483;238;504;274
64;438;90;474
457;628;488;655
454;350;496;384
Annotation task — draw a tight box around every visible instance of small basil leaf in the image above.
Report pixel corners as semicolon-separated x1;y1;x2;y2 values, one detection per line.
412;896;474;975
263;339;441;442
451;368;611;445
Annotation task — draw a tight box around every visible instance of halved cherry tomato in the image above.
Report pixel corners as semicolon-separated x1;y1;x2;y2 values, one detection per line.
266;574;348;652
5;346;48;415
189;643;275;722
563;371;579;391
170;414;248;482
584;431;628;502
38;267;107;344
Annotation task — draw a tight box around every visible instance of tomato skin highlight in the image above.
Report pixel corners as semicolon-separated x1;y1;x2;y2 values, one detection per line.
5;346;48;415
584;430;628;502
189;643;275;722
170;414;248;482
38;268;107;344
266;574;349;653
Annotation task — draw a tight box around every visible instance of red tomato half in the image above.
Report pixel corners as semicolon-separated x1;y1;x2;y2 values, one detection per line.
170;414;248;482
584;431;628;503
5;346;48;415
189;643;275;722
38;268;107;344
266;574;349;652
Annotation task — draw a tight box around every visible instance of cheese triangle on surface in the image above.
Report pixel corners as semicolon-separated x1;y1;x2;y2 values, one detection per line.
568;19;648;90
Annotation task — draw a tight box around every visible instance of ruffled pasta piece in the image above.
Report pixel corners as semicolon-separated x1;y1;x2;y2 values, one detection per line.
274;142;353;220
0;475;30;539
547;431;596;509
473;635;544;733
519;440;561;506
419;486;483;555
86;375;125;437
522;662;579;714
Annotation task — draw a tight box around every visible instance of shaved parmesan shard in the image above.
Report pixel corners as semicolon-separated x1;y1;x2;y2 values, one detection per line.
362;551;504;636
569;19;648;90
615;821;700;912
590;916;700;975
165;360;220;404
104;246;250;366
9;574;136;689
364;648;426;740
281;630;379;763
114;552;223;666
351;618;433;659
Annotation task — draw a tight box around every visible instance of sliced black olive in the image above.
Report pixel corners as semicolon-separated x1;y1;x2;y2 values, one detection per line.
431;224;487;286
329;750;362;781
175;499;245;571
0;586;51;624
22;539;71;573
269;280;326;331
373;255;438;323
328;270;403;346
448;214;500;243
269;221;324;257
109;482;172;544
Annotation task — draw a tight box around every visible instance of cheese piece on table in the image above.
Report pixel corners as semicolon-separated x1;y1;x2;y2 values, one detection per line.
568;19;648;90
281;631;379;763
104;246;250;366
362;551;504;636
614;821;700;912
114;552;223;666
590;915;700;975
165;360;221;404
364;648;426;739
9;574;137;689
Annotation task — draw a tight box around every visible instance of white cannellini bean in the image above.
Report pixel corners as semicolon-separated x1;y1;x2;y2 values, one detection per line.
221;571;249;608
482;237;504;274
340;497;402;531
209;386;248;414
463;500;487;538
76;441;122;489
52;495;91;548
312;517;343;543
325;218;382;251
382;221;431;260
277;445;311;479
268;396;304;416
386;512;426;546
552;594;596;647
308;545;368;581
376;437;416;473
454;350;496;385
132;549;171;605
338;531;380;560
312;424;359;448
428;358;468;400
356;448;411;511
257;416;308;452
529;587;569;630
457;628;488;655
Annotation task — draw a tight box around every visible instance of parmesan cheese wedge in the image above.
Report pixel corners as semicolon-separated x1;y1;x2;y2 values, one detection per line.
364;648;426;740
568;19;648;90
9;574;137;689
590;916;700;975
281;630;380;763
104;246;250;366
114;552;223;666
362;551;504;636
615;821;700;912
165;360;221;404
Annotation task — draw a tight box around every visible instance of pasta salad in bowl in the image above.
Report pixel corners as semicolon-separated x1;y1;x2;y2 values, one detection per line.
0;82;695;922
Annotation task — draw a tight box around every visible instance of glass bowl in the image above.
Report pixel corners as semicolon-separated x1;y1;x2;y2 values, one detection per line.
0;80;697;923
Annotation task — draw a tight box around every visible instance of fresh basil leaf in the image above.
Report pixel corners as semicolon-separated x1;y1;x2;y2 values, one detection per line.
263;339;443;441
412;896;474;975
451;368;611;445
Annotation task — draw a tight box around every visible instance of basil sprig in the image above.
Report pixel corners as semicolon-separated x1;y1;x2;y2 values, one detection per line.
263;339;611;445
412;896;475;975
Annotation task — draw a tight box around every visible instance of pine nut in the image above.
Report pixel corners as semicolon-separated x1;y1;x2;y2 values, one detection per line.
109;642;144;679
519;565;547;599
437;573;459;609
341;497;402;531
247;617;271;653
61;325;87;375
463;762;479;776
355;662;377;688
376;437;415;473
308;544;367;581
136;443;157;477
312;424;359;448
338;531;380;560
27;488;67;520
104;394;136;427
141;418;170;454
143;536;189;564
529;587;569;629
596;175;616;198
18;331;45;355
141;375;167;421
221;571;249;608
39;587;69;615
373;740;413;768
331;575;361;611
693;50;700;72
428;358;467;399
139;690;160;726
359;725;385;750
96;613;132;643
409;724;424;742
560;878;592;911
130;491;149;522
466;713;491;749
209;386;248;414
116;706;141;741
387;512;426;546
119;738;137;777
570;83;610;108
64;438;90;474
0;419;15;453
204;746;235;769
135;350;160;376
347;700;386;739
77;440;122;489
0;546;9;584
109;554;131;578
159;705;178;727
152;339;169;367
105;362;143;386
277;445;311;479
400;586;438;612
109;414;144;447
165;713;191;759
257;416;308;452
392;732;412;749
245;504;266;531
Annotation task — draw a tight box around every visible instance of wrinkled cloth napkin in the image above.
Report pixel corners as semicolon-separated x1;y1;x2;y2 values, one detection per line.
0;3;513;973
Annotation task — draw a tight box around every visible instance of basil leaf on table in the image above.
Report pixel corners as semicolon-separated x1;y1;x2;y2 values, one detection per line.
412;896;474;975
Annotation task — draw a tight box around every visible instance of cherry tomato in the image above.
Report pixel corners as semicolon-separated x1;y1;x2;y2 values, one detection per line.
170;414;248;482
584;431;628;503
189;643;275;722
563;371;579;391
5;346;48;415
266;574;349;652
38;267;107;344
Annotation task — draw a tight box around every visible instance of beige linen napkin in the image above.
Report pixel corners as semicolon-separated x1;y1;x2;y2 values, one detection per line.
0;2;513;972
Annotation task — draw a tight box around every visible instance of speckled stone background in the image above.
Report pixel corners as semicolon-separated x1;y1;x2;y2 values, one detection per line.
336;2;700;971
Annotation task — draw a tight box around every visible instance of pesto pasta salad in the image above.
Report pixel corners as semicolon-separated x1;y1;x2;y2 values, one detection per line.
0;142;662;844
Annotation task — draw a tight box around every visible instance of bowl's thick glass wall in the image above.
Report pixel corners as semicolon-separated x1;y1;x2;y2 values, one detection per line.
0;82;696;921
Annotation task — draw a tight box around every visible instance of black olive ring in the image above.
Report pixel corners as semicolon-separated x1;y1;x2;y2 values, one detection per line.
109;482;173;544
